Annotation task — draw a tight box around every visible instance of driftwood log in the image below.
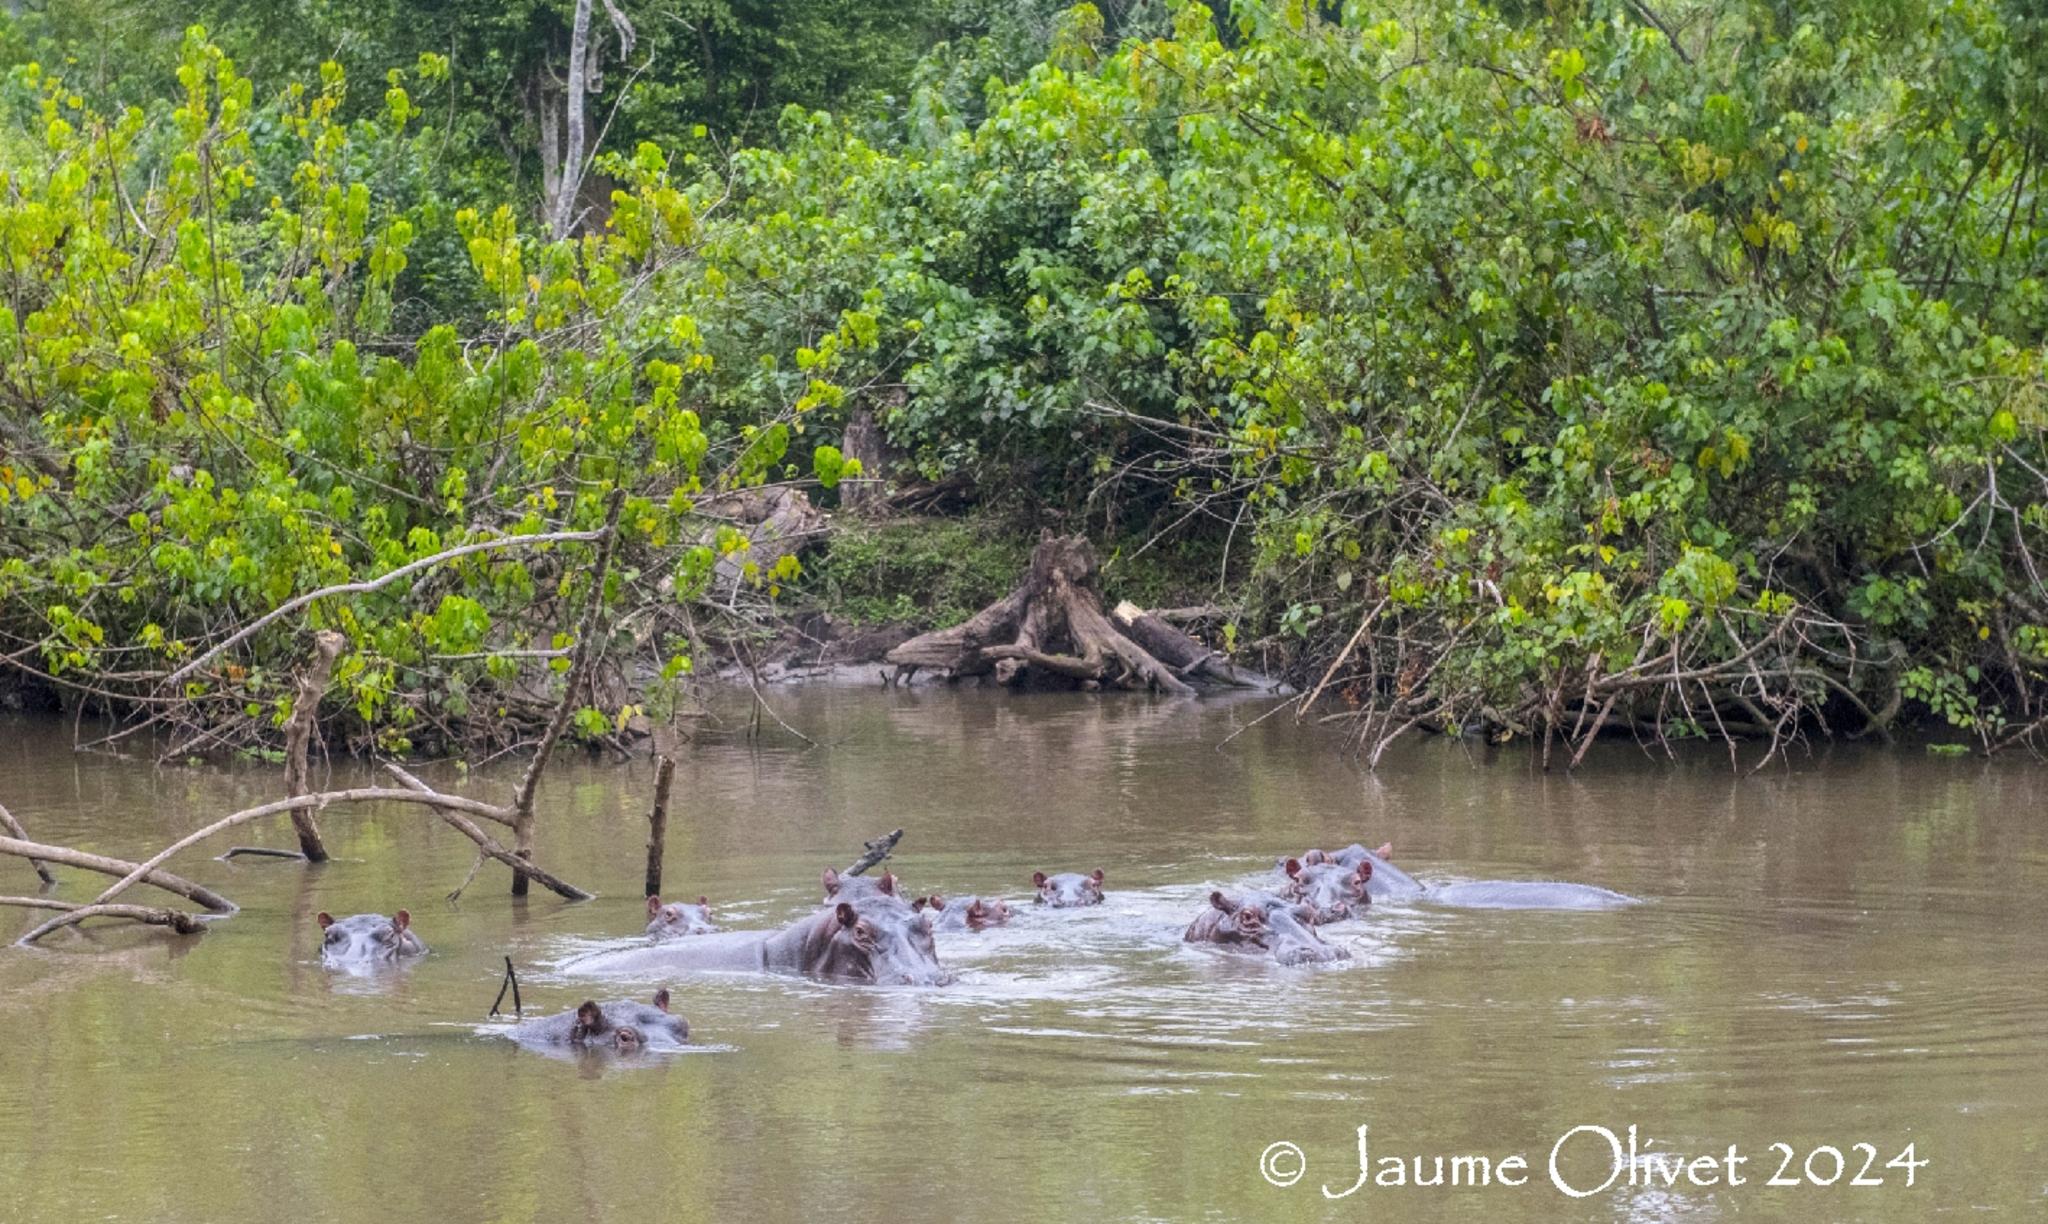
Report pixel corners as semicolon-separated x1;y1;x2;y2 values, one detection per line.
886;533;1251;696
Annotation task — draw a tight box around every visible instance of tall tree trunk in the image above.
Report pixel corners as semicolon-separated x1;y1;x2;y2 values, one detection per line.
547;0;594;239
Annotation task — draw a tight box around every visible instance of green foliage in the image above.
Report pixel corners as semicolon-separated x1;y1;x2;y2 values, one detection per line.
806;519;1030;627
3;0;2046;747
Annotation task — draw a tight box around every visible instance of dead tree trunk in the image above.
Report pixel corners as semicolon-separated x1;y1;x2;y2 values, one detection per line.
886;532;1236;696
282;630;345;862
644;754;674;898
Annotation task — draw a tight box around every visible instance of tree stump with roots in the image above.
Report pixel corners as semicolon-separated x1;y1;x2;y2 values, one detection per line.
884;532;1256;696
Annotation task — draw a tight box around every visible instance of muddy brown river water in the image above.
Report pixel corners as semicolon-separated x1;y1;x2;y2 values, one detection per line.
2;688;2045;1222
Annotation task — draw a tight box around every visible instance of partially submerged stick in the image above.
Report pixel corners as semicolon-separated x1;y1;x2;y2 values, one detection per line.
645;754;674;898
0;801;57;886
218;846;307;862
490;956;523;1018
845;829;903;877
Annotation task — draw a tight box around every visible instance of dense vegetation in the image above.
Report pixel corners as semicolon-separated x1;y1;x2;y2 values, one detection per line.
0;1;2042;761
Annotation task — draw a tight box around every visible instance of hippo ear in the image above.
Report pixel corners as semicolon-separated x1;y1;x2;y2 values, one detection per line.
652;988;671;1012
577;1001;603;1026
1032;871;1048;888
1355;859;1374;881
1375;842;1394;861
1209;891;1237;914
822;867;840;896
1285;857;1302;878
696;896;708;908
967;899;986;920
878;871;897;896
646;895;664;917
911;896;930;912
1304;849;1329;866
316;911;335;929
393;909;411;932
835;902;857;928
1091;869;1105;884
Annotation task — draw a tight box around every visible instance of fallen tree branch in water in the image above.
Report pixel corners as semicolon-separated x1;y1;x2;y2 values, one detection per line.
384;765;595;901
845;829;903;877
0;833;235;912
10;897;208;944
74;786;585;913
0;801;57;886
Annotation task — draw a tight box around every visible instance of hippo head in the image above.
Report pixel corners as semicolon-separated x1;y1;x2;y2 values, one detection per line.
814;897;954;986
1032;869;1106;907
822;866;902;903
914;894;1015;931
1190;890;1270;949
317;910;426;963
604;988;690;1047
1282;857;1373;923
645;894;718;939
1257;896;1351;965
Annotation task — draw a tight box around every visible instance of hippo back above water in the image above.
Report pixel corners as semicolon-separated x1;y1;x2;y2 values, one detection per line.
570;881;956;987
318;910;426;967
1421;881;1640;910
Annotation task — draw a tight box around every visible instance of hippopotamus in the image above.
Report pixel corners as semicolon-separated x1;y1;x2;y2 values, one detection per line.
506;989;689;1052
912;894;1015;932
1184;891;1349;966
645;894;719;939
1293;843;1639;909
1281;857;1373;923
317;910;425;967
1297;843;1427;900
822;867;906;903
1033;869;1105;907
1420;881;1639;910
570;884;955;987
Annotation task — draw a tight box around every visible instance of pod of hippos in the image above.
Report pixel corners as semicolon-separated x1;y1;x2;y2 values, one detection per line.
318;842;1636;1057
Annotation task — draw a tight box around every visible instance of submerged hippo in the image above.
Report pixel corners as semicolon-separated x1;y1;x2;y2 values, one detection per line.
645;894;719;939
317;910;426;967
1297;842;1638;909
1421;881;1639;910
1299;843;1427;900
1033;869;1105;907
570;885;955;987
1184;892;1349;966
912;894;1015;932
506;989;689;1052
1281;857;1373;923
